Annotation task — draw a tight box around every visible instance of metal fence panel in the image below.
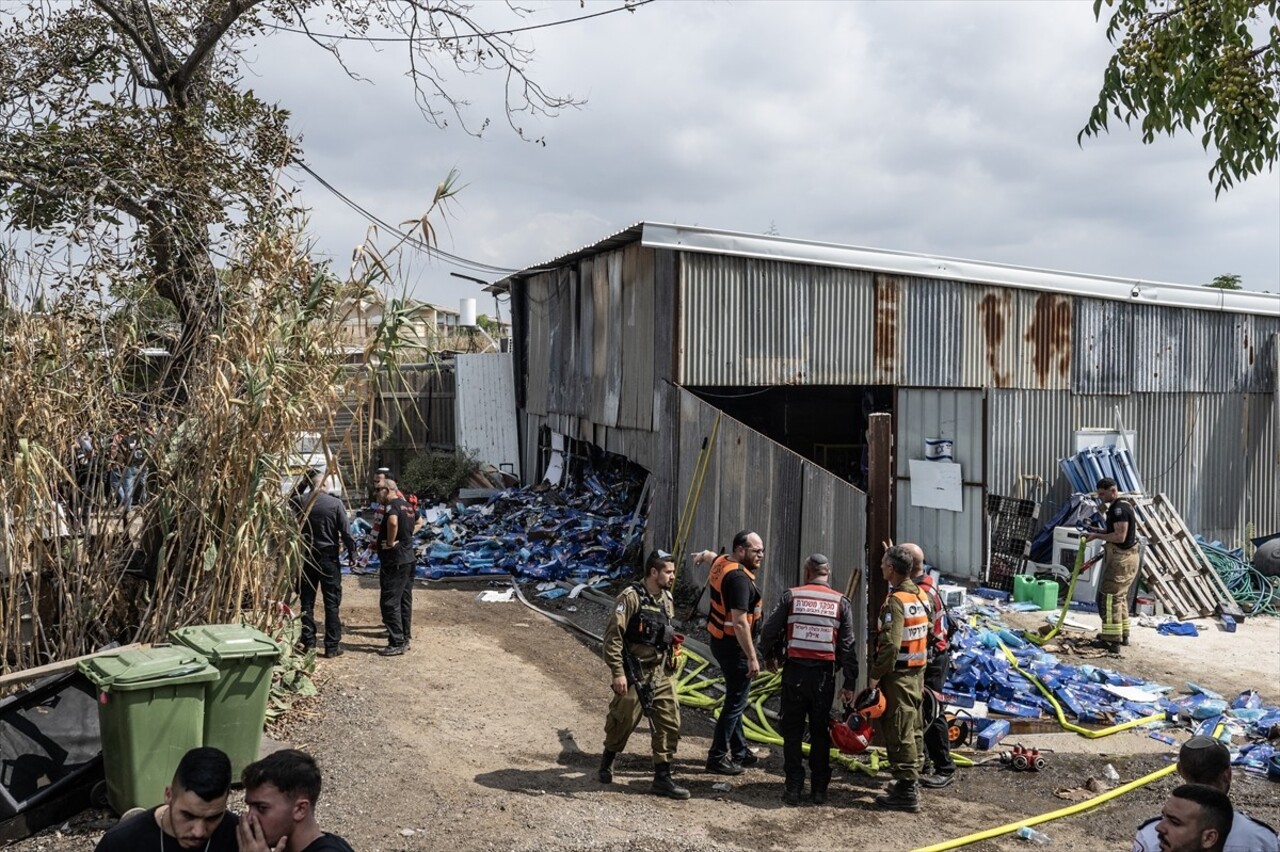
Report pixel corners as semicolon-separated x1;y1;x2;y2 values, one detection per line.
454;353;520;477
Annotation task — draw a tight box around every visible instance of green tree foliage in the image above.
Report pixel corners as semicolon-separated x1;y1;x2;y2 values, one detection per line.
1206;272;1244;288
0;1;578;398
1081;0;1280;196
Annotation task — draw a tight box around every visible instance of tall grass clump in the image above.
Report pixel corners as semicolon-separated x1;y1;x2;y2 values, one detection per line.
0;207;435;671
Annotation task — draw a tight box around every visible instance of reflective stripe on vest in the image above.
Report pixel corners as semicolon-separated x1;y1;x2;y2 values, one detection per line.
707;556;759;640
786;583;844;661
892;589;931;668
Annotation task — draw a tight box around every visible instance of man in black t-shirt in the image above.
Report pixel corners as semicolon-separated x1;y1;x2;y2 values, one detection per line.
95;747;239;852
375;479;416;657
1084;477;1141;654
239;750;354;852
693;530;765;775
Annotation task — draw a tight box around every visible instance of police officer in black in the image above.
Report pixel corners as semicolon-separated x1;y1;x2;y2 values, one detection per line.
758;553;857;806
376;478;416;657
598;550;690;799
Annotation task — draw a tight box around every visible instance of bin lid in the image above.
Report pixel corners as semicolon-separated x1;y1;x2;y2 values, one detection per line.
77;646;220;692
168;624;281;663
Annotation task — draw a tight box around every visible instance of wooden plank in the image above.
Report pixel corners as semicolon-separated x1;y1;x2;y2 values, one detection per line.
0;643;144;690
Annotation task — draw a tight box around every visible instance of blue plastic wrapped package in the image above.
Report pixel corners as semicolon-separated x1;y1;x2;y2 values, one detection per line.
1189;698;1229;720
975;719;1010;750
1157;621;1199;637
1187;682;1224;700
1231;690;1263;710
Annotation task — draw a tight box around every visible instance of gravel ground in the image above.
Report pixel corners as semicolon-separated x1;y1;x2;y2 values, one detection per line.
8;576;1279;851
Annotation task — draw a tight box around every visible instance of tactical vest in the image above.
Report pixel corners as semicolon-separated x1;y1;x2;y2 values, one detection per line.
785;583;844;661
882;587;930;668
706;556;761;640
624;584;674;649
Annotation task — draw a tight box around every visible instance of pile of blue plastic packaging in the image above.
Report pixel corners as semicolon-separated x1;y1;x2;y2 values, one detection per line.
350;460;646;582
944;604;1280;774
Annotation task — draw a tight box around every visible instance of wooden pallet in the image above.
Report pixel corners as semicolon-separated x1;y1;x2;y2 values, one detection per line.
1129;493;1241;621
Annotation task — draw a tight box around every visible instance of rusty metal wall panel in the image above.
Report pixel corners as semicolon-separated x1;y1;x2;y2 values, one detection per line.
1131;305;1188;393
1020;292;1073;390
895;388;987;580
962;286;1019;389
873;274;903;385
903;278;962;388
1072;298;1132;394
807;266;877;384
523;273;553;416
589;254;608;424
616;243;655;431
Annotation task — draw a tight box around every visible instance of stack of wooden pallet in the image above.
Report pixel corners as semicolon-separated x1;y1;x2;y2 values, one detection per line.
1130;493;1242;621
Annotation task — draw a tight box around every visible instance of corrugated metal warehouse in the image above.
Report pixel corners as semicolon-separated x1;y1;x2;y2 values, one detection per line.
498;222;1279;618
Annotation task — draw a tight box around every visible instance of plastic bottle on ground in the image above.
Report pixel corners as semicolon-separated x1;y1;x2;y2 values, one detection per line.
1102;763;1120;782
1016;826;1051;845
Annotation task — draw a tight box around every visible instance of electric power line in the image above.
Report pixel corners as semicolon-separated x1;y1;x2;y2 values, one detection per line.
293;161;518;277
266;0;656;44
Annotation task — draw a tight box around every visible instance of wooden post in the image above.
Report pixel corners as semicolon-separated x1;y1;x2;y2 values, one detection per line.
867;412;893;629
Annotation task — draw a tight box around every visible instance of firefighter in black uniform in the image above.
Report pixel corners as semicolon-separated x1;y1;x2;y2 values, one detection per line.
758;554;857;806
597;550;690;799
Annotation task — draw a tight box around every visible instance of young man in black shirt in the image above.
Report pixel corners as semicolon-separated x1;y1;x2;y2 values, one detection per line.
239;750;354;852
1084;477;1141;654
693;530;765;775
376;479;417;656
95;747;239;852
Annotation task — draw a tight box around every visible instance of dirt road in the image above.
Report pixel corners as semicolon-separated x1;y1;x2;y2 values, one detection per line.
16;577;1280;851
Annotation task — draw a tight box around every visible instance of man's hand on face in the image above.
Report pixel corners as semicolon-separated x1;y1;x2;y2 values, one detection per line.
236;810;286;852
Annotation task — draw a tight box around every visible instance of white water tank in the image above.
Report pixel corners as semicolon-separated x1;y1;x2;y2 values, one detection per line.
459;297;477;327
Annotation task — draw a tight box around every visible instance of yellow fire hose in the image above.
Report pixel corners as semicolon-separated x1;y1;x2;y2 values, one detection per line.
910;762;1178;852
1025;539;1090;647
911;722;1226;852
674;648;971;777
996;641;1166;738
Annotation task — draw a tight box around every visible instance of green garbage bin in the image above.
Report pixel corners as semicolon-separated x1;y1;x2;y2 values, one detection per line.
169;624;281;777
79;646;219;814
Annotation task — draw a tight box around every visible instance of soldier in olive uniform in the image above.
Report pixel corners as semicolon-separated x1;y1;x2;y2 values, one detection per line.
869;544;931;813
597;550;691;799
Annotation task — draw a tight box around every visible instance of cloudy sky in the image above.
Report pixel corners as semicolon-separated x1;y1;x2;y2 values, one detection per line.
251;0;1280;312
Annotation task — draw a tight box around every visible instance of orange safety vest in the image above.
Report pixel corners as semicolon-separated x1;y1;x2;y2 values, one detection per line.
785;583;845;662
883;587;931;668
707;556;761;640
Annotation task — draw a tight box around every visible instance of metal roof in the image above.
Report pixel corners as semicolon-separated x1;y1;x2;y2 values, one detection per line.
497;221;1280;318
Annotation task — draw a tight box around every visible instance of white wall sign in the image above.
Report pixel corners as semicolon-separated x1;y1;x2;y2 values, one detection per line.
908;460;964;513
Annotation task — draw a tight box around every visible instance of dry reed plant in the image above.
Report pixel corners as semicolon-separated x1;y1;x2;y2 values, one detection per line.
0;213;431;673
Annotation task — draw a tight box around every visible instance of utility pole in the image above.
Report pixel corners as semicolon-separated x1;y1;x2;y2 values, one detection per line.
867;412;893;628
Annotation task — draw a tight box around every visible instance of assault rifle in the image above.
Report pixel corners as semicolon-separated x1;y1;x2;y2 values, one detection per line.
621;647;654;717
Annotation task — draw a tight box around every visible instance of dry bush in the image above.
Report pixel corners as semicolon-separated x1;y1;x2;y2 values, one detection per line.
0;218;424;671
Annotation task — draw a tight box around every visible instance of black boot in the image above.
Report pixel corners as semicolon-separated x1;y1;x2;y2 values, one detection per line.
598;750;617;784
874;779;920;812
651;763;691;800
810;777;829;805
782;784;803;807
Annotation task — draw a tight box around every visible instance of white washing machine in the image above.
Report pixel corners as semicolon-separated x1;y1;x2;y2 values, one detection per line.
1052;526;1104;604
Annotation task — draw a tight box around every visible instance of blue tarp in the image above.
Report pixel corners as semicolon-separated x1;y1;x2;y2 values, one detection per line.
345;456;646;581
